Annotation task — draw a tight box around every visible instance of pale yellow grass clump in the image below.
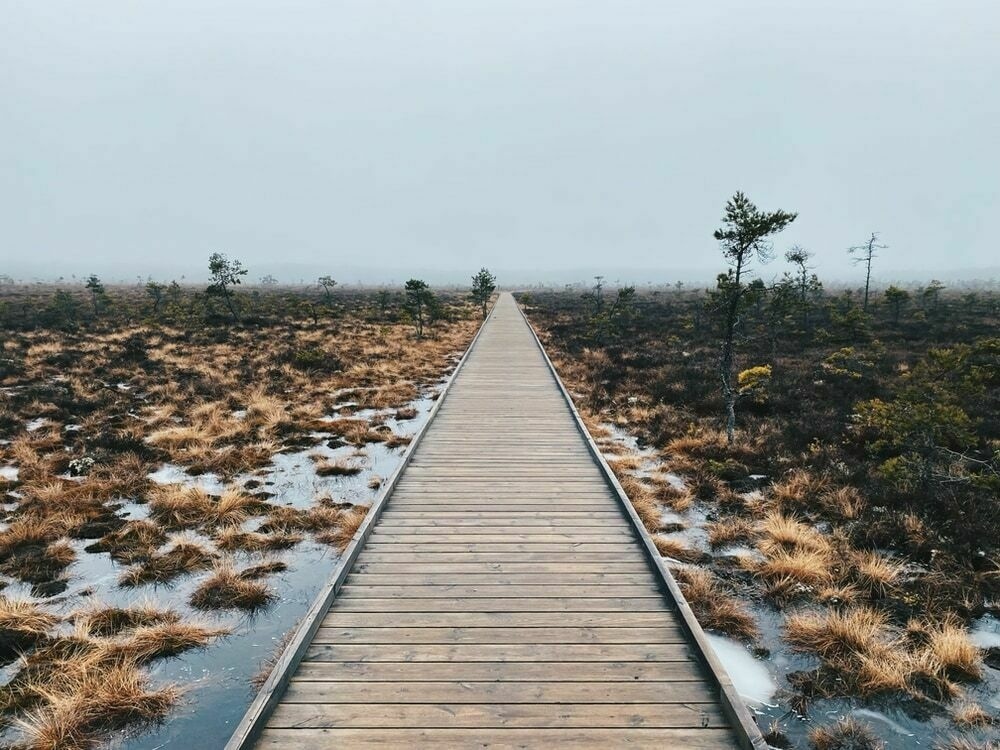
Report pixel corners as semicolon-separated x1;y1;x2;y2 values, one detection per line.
653;536;703;563
0;597;59;655
951;702;993;729
786;606;911;695
820;486;866;519
809;717;885;750
673;567;758;641
758;512;832;557
189;563;275;611
149;485;260;530
848;550;904;597
316;507;369;550
707;517;755;548
915;619;983;682
771;468;830;510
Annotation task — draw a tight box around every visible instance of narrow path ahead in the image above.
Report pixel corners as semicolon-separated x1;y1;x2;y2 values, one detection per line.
240;293;756;749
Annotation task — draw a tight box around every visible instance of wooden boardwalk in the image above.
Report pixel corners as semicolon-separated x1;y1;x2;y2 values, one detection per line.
229;293;762;749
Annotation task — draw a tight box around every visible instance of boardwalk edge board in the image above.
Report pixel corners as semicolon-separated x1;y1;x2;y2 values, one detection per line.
516;300;769;750
223;303;497;750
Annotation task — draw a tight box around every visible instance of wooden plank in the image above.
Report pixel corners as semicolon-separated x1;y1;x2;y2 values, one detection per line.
282;680;716;704
328;597;672;612
256;728;737;749
312;627;684;644
344;574;657;586
353;562;651;573
367;534;638;543
294;661;706;682
302;644;695;662
269;703;728;729
360;543;638;553
338;585;663;598
355;553;642;563
320;612;679;627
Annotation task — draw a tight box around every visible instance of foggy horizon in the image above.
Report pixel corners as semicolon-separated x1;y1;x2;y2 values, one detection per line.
4;1;998;284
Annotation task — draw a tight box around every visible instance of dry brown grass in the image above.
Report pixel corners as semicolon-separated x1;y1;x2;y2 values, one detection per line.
913;619;983;682
771;468;830;510
149;485;263;530
820;486;866;519
758;512;831;556
653;536;704;563
650;478;695;511
12;658;179;750
312;457;363;476
111;622;228;662
214;527;302;552
786;606;918;696
74;603;180;637
786;606;892;661
952;702;993;729
85;520;165;564
848;550;904;597
315;506;369;550
752;548;834;588
673;567;758;641
119;539;218;587
0;597;59;659
707;517;755;548
808;717;885;750
2;613;226;749
616;475;662;532
189;563;275;611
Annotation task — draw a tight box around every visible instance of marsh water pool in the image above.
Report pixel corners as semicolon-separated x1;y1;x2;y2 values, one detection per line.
0;390;441;750
596;421;1000;749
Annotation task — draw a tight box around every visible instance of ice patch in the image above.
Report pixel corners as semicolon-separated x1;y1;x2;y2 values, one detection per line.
704;633;778;707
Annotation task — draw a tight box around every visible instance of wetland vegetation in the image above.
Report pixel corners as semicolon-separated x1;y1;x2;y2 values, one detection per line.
0;270;477;749
519;195;1000;750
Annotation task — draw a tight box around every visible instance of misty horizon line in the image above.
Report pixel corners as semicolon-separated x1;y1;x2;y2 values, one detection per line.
4;270;999;292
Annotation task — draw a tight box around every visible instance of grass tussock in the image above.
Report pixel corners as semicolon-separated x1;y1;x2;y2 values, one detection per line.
312;457;363;476
119;539;218;587
673;567;758;641
0;597;59;660
85;520;166;564
808;717;885;750
707;517;755;548
2;617;225;749
110;622;229;662
653;536;704;563
189;563;275;611
848;550;904;597
11;659;179;750
951;702;993;729
74;603;180;637
616;475;663;532
315;506;369;550
149;485;262;530
771;469;830;511
214;526;302;552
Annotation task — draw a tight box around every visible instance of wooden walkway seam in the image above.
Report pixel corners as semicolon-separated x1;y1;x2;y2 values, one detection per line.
225;293;764;750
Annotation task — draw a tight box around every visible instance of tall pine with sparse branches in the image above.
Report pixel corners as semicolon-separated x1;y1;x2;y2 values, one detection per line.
713;192;797;444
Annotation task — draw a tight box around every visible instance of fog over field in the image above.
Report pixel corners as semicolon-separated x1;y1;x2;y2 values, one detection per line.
3;0;998;283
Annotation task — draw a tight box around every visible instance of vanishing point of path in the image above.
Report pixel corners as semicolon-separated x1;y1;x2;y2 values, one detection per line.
233;293;760;749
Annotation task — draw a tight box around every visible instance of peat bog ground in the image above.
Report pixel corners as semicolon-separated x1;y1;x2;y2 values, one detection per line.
0;285;477;749
521;286;1000;750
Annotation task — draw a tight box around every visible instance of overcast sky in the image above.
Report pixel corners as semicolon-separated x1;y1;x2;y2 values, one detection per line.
2;0;998;285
